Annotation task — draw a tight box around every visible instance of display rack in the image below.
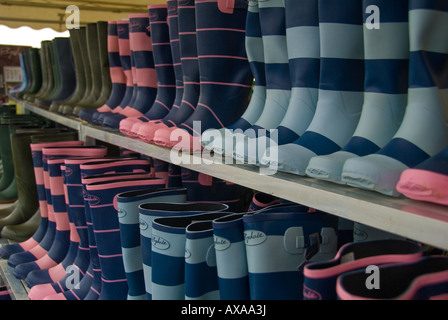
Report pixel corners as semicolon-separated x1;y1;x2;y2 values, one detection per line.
14;99;448;252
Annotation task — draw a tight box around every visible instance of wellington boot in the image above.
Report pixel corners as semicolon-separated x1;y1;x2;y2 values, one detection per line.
1;209;42;242
23;48;43;102
46;40;63;109
92;21;112;109
0;200;18;220
150;207;230;300
34;41;54;107
117;187;187;299
58;28;88;114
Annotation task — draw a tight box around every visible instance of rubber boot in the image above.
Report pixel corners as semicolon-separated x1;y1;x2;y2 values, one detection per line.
303;239;423;300
201;0;266;155
92;21;134;125
341;0;448;196
101;14;158;129
91;21;113;111
1;209;42;243
0;135;80;260
247;192;280;212
229;0;292;162
29;158;152;300
83;176;166;300
261;0;365;175
73;23;104;115
397;144;448;206
337;256;448;300
306;0;409;184
117;187;187;300
154;0;253;151
136;0;185;142
79;22;126;122
180;167;252;212
243;207;338;300
0;125;17;196
58;28;88;114
149;204;230;300
46;40;63;110
23;48;43;101
141;0;200;143
34;41;55;107
212;213;250;300
12;51;29;99
120;4;176;136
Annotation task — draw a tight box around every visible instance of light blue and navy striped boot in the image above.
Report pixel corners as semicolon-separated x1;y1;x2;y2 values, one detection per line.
232;0;292;163
262;0;365;175
212;213;250;300
117;187;187;300
306;0;409;184
243;207;338;300
150;205;230;300
341;0;448;196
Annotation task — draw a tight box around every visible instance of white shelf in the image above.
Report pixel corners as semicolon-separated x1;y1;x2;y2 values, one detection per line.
18;100;448;251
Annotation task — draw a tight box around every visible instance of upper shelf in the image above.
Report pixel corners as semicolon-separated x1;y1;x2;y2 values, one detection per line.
19;100;448;251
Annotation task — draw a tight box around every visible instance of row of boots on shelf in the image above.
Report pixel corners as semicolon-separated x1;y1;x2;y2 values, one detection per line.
0;109;447;300
9;0;448;208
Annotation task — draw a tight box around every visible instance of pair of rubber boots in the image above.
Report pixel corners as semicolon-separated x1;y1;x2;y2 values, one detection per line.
10;48;42;101
21;157;165;300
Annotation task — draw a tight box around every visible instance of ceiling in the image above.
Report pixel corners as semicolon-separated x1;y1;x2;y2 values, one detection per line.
0;0;166;31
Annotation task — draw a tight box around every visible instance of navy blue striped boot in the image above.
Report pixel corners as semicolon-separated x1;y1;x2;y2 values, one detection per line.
150;205;230;300
154;0;253;151
85;176;166;300
201;0;266;156
117;187;187;300
120;4;176;136
262;0;365;175
306;0;409;184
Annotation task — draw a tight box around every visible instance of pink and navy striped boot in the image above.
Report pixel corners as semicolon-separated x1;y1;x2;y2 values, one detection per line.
136;0;185;142
13;146;108;281
303;239;423;300
84;176;166;300
79;21;127;123
341;0;448;196
102;14;158;129
337;256;448;300
34;159;153;300
153;0;253;152
93;21;134;125
120;4;176;136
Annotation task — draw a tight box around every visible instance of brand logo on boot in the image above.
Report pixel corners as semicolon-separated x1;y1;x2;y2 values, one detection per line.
130;21;143;32
152;235;170;250
353;227;368;241
65;167;73;176
243;230;266;246
303;285;322;300
85;195;100;205
214;235;231;251
117;208;127;218
139;219;148;230
149;12;158;22
168;5;177;15
118;26;126;35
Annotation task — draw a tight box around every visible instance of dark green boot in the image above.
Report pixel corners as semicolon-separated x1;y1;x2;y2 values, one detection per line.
60;27;88;114
47;40;63;112
73;22;105;115
23;48;43;102
35;41;55;107
91;21;112;109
